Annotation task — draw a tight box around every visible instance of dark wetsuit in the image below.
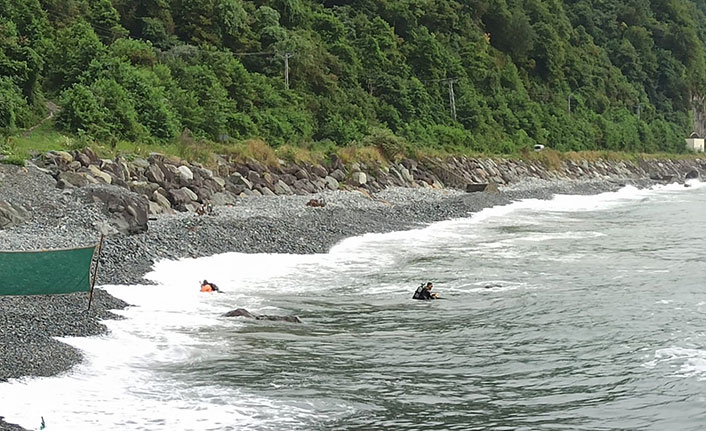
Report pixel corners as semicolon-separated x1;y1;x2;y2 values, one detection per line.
412;285;434;300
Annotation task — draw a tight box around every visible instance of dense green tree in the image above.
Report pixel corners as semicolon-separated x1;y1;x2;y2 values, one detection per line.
3;0;706;153
0;18;44;130
56;83;110;138
46;20;106;90
0;77;30;131
88;0;129;43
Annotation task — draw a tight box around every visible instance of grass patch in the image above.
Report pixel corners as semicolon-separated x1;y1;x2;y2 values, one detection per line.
409;144;489;161
214;139;279;168
336;146;386;165
4;122;705;170
2;120;71;159
563;150;629;162
0;155;27;166
533;148;563;170
276;144;324;165
637;152;706;161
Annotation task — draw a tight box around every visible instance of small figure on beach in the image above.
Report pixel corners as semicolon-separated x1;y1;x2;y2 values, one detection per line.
196;203;213;216
200;280;219;292
412;282;438;300
306;198;326;207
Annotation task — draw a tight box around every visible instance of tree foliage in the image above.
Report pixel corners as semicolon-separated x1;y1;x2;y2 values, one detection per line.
2;0;705;152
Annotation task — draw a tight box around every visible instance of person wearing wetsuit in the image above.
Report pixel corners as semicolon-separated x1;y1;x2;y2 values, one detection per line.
412;282;438;300
200;280;219;292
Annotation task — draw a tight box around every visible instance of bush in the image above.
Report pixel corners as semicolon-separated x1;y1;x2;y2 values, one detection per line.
56;84;110;139
0;79;25;132
362;127;407;161
91;78;143;140
109;38;157;67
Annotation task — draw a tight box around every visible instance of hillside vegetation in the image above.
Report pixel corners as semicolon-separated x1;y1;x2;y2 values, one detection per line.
2;0;706;158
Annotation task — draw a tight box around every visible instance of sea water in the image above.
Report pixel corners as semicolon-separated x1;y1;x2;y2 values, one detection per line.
1;181;706;430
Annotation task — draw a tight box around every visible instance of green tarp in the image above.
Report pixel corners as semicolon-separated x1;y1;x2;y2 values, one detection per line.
0;245;98;296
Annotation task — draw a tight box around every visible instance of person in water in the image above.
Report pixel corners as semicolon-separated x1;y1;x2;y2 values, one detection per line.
412;282;438;300
200;280;219;292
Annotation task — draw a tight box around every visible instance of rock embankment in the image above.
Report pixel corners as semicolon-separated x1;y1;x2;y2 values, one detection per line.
17;148;705;234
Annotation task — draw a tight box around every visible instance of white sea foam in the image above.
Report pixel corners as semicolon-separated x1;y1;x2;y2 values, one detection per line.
648;347;706;380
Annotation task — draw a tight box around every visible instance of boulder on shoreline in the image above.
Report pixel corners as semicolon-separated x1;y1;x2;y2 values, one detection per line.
0;200;28;229
0;416;27;431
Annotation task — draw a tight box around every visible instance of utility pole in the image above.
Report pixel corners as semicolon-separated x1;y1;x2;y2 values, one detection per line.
567;94;571;114
446;78;458;121
279;52;294;90
636;102;641;120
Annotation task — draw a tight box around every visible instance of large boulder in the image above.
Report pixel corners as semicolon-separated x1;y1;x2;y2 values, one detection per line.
274;180;293;195
311;164;328;178
294;168;310;180
189;185;213;202
80;147;100;165
177;165;194;182
293;179;317;194
145;164;165;185
82;186;149;234
210;192;237;206
685;169;700;180
52;150;74;164
151;190;173;211
245;158;266;173
324;176;339;190
350;171;367;186
279;173;297;186
88;165;112;184
56;171;96;188
75;152;92;167
168;187;198;206
129;181;160;196
228;172;252;190
247;170;262;186
0;200;29;229
330;169;346;182
257;185;275;196
261;172;277;189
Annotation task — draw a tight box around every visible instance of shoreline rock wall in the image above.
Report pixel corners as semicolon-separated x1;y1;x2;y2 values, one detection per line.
20;148;706;234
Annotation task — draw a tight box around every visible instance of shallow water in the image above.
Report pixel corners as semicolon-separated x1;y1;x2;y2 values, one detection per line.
2;181;706;430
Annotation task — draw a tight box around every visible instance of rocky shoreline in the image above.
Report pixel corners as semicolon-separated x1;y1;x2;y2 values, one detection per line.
1;152;705;431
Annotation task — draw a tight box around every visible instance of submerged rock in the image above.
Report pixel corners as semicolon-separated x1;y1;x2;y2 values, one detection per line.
223;308;302;323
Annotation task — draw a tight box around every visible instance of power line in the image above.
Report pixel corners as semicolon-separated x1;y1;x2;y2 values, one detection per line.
369;74;464;120
42;8;126;40
233;51;275;56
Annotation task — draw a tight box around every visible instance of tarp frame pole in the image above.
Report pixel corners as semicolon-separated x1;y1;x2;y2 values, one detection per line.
87;234;105;311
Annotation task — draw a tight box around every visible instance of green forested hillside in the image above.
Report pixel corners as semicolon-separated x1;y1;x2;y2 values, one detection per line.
2;0;706;155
